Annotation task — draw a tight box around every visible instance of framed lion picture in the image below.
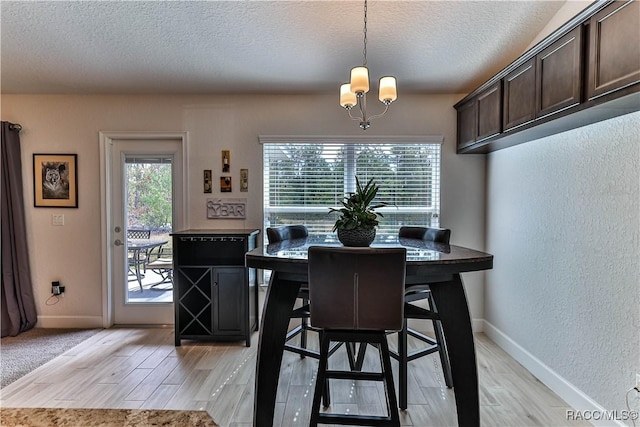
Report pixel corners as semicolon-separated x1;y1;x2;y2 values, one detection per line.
33;153;78;208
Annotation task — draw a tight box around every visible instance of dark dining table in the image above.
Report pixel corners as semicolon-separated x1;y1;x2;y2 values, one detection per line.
127;238;168;290
245;235;493;427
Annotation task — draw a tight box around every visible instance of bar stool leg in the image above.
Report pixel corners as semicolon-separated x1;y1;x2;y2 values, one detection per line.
429;294;453;388
398;318;409;410
310;331;330;427
300;297;308;359
379;336;401;426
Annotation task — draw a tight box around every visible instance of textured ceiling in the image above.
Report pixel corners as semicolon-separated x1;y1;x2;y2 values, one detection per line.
1;1;567;95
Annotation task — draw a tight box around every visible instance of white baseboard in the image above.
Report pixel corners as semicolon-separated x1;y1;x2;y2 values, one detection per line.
483;320;623;427
37;315;104;329
33;316;483;333
405;318;484;333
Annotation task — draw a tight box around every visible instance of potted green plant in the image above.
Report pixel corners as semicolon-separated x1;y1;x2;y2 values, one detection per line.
329;176;387;247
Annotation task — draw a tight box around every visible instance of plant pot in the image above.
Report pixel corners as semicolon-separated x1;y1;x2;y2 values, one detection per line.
337;228;376;247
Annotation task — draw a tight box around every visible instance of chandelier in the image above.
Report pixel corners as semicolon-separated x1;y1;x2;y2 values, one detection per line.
339;0;397;130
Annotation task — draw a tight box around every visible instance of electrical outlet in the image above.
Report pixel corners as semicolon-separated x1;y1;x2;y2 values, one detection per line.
52;214;64;226
51;281;61;295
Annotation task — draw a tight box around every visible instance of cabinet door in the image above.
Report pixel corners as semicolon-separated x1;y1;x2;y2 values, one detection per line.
457;99;477;150
537;26;583;116
588;0;640;99
213;267;246;336
476;82;502;141
175;267;213;337
503;59;536;130
456;83;501;149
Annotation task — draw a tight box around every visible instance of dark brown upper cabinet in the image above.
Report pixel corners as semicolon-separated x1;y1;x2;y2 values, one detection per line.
587;0;640;100
456;82;502;149
536;26;583;117
476;83;502;140
455;0;639;154
503;26;582;132
503;59;536;130
456;98;477;150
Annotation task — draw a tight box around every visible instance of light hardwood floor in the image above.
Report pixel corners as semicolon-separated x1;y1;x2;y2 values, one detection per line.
0;325;590;426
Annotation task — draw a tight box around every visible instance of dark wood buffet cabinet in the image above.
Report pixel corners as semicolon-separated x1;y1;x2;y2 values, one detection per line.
456;0;639;154
171;229;260;347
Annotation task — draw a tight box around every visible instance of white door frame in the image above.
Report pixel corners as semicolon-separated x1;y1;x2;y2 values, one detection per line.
99;131;189;327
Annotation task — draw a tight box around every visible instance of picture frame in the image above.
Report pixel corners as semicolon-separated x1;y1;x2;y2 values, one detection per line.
220;176;232;192
240;168;248;192
33;153;78;208
204;169;212;193
222;150;230;173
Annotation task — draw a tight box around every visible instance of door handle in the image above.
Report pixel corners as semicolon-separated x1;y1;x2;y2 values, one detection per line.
114;239;125;246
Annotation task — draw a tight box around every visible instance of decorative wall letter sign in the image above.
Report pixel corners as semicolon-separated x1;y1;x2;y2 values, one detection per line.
207;198;247;219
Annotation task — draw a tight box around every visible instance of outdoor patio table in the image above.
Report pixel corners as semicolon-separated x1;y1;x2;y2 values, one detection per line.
127;239;168;291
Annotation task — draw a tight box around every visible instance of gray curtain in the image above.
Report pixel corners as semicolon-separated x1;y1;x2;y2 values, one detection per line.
1;121;37;337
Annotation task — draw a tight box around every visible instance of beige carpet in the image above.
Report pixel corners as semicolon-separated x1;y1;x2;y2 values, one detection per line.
0;408;218;427
1;328;102;388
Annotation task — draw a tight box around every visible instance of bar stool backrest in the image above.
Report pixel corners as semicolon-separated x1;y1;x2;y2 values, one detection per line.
266;225;308;243
308;246;406;332
127;229;151;239
398;226;450;243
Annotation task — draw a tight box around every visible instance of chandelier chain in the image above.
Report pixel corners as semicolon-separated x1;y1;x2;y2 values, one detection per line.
362;0;368;67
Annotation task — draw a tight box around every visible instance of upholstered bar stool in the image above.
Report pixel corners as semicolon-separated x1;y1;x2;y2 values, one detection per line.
308;246;405;427
394;226;453;410
266;225;314;357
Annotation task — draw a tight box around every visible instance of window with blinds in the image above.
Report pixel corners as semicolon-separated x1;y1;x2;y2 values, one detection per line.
261;136;442;241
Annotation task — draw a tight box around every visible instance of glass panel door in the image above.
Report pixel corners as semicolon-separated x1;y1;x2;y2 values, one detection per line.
125;156;173;304
111;138;182;325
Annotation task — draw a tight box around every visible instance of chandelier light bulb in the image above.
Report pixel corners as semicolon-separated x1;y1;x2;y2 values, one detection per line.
350;67;370;94
340;83;357;109
378;76;397;104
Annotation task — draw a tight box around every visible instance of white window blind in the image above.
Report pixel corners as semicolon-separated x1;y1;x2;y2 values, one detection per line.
261;136;442;241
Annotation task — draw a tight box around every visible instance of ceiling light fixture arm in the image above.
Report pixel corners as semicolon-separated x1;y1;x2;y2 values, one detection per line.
345;91;391;130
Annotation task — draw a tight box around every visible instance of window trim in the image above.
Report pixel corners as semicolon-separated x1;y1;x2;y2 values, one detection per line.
259;135;444;145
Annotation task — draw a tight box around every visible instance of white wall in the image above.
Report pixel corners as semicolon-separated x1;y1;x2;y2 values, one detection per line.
485;111;640;419
524;0;591;50
1;93;487;328
482;1;640;420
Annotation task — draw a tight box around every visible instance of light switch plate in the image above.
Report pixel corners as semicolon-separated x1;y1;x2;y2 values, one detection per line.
52;214;64;226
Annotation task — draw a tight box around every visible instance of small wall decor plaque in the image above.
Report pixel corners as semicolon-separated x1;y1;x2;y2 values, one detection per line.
240;169;248;192
204;170;212;193
220;176;232;192
222;150;230;172
207;198;246;219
